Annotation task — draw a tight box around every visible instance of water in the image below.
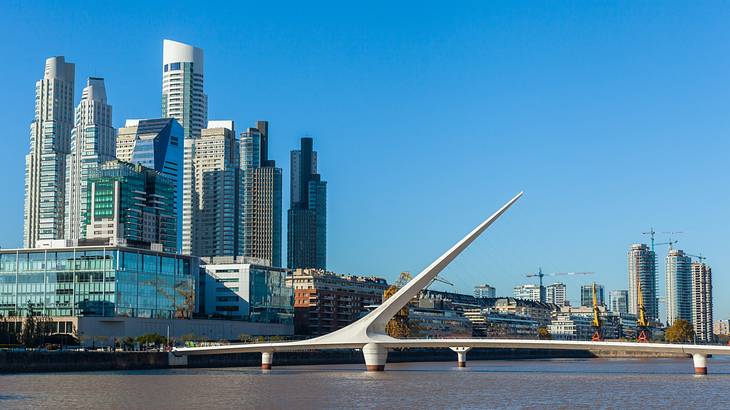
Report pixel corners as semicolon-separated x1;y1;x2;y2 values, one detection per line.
2;358;730;409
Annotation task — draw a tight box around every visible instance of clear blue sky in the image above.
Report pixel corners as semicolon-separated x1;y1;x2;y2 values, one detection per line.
1;1;728;320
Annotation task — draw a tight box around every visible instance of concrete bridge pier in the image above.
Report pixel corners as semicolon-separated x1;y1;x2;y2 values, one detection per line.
363;343;388;371
693;353;707;375
450;347;472;367
261;351;273;370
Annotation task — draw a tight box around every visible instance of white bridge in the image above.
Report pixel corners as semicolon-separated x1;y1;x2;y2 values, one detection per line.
175;192;730;374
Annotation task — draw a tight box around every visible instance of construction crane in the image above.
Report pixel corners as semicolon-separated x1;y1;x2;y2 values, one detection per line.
525;268;594;302
636;276;650;343
686;253;707;263
591;282;603;342
654;240;678;251
642;227;657;251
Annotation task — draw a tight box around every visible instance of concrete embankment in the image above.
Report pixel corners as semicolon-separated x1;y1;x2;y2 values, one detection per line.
0;348;688;373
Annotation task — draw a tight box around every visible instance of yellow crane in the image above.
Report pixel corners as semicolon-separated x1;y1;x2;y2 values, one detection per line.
591;282;603;342
636;277;650;343
383;271;454;338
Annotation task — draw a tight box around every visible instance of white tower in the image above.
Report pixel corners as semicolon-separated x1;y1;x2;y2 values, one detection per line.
64;77;116;240
24;56;75;247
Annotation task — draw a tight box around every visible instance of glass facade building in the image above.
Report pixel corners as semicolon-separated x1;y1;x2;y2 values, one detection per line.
0;246;196;319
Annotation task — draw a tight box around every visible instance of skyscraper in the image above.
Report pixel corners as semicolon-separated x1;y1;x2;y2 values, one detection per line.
64;77;116;240
24;56;75;247
580;283;604;307
665;249;692;325
183;121;243;257
609;290;629;314
628;244;658;322
691;262;713;343
241;122;282;267
83;160;177;252
115;118;184;250
287;137;327;269
161;39;207;140
546;283;567;306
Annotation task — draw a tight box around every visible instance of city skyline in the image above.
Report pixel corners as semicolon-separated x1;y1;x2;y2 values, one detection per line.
0;2;728;320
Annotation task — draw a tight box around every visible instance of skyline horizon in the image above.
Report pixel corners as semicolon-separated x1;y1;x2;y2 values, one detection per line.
1;2;727;321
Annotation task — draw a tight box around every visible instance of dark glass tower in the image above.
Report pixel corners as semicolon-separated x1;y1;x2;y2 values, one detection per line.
288;137;327;269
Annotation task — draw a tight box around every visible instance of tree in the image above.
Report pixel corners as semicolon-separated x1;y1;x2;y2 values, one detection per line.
20;302;38;348
136;333;167;347
537;326;551;340
665;319;694;343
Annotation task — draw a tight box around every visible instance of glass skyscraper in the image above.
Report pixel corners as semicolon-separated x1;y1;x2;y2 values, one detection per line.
24;56;75;247
115;118;183;250
240;122;282;267
83;160;177;253
609;290;629;314
287;137;327;270
665;249;692;325
64;77;116;241
580;283;604;307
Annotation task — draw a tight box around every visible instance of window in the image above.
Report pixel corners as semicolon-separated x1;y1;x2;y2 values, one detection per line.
170;62;181;70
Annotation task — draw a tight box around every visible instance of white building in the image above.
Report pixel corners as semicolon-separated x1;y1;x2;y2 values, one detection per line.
513;284;542;302
64;77;116;240
25;56;75;247
200;257;293;324
628;244;658;322
548;314;594;340
474;284;496;299
162;39;207;140
691;262;713;343
666;249;692;325
546;283;567;306
714;320;730;336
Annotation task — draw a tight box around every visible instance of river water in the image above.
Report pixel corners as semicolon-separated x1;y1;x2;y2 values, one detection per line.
2;358;729;409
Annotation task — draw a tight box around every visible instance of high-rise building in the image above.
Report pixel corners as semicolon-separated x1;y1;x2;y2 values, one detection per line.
183;121;243;257
83;160;177;252
287;137;327;269
609;290;629;314
513;284;542;302
546;283;567;306
24;56;75;247
64;77;116;240
628;244;658;322
665;249;692;325
474;284;496;299
241;122;282;267
161;39;207;140
691;262;713;343
580;284;604;307
115;118;184;250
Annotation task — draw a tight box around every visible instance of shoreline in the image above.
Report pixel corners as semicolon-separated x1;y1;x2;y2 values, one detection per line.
0;348;689;374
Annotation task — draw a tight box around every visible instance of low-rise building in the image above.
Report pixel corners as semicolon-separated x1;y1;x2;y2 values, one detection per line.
199;256;293;325
474;284;496;299
548;314;595;340
482;297;558;326
714;319;730;336
463;308;540;338
287;269;388;335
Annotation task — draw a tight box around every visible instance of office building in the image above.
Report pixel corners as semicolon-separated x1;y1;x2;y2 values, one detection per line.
628;244;658;322
546;283;567;306
691;262;713;343
287;137;327;269
548;314;595;341
609;290;629;314
463;309;540;338
161;39;207;140
513;284;542;302
115;118;184;250
665;249;692;325
183;121;243;257
83;160;177;252
199;256;293;324
64;77;116;241
24;57;75;247
474;284;496;299
241;122;282;267
287;269;388;335
580;283;604;307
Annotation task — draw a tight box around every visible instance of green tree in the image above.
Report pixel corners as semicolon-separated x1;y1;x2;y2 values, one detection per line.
20;302;38;348
537;326;551;340
665;319;694;343
136;333;166;347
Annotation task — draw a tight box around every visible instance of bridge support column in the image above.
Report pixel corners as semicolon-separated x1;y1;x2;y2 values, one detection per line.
362;343;388;371
261;351;273;370
450;347;472;367
693;353;707;375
